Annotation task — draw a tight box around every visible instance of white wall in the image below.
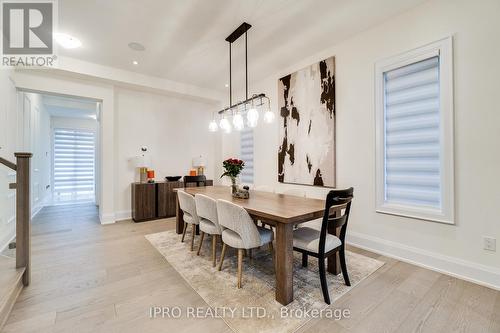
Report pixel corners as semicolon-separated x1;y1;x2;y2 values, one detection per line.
222;0;500;288
0;69;18;251
23;93;52;216
114;87;217;219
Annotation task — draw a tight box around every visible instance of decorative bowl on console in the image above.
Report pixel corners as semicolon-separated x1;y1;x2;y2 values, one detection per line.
165;176;182;182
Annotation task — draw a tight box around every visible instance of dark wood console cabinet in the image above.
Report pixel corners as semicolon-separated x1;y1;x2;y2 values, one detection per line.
131;183;157;222
157;181;182;218
131;180;213;222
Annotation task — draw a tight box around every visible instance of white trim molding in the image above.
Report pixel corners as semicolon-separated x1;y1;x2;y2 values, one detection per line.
99;212;116;225
114;210;132;222
375;36;455;224
347;231;500;291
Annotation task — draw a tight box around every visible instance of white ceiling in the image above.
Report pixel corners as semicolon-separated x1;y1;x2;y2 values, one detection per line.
43;94;98;119
58;0;425;93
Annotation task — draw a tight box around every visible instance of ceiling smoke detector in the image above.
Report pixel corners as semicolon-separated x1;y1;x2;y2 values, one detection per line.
128;42;145;51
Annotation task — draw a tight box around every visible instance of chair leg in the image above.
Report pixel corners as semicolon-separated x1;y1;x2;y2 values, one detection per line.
181;223;187;242
318;257;330;304
211;235;217;267
190;224;196;251
217;243;227;271
237;248;244;288
339;248;351;286
196;231;205;255
302;253;308;268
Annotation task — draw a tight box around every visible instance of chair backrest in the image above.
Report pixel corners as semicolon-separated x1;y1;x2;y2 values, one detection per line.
216;199;261;249
195;194;222;234
319;188;354;255
283;188;306;197
254;185;275;193
177;191;199;221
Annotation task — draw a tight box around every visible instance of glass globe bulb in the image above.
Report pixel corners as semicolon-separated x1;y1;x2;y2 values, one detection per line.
247;108;259;128
264;110;275;123
233;113;244;131
208;120;218;132
219;118;230;131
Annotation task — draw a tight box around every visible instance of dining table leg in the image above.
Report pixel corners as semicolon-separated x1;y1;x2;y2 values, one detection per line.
175;194;184;234
275;222;294;305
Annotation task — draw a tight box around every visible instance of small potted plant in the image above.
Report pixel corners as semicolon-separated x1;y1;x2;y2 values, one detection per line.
221;158;245;194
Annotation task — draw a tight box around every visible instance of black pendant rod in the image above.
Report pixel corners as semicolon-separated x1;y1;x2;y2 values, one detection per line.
245;30;248;101
229;42;232;108
219;22;262;115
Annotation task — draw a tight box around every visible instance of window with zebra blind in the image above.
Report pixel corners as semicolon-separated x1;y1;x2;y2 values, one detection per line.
375;37;454;224
53;128;95;197
240;128;254;185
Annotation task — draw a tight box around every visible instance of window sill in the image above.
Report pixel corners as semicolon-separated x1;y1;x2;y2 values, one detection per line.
376;205;454;225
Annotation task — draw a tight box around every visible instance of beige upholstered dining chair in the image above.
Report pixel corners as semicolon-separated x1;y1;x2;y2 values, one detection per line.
195;194;223;267
177;191;200;251
216;199;274;288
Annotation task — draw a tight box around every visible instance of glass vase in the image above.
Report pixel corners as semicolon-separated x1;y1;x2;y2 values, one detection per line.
230;176;238;194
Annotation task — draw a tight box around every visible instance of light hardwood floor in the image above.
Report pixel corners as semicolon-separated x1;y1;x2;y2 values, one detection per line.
3;204;499;333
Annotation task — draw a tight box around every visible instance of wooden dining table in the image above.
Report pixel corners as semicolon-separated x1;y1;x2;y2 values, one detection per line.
174;185;343;306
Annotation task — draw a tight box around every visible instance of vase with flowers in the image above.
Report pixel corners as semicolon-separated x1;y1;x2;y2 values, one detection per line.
221;158;245;194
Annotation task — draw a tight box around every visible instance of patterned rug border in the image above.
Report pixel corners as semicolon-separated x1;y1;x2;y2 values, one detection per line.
145;230;385;333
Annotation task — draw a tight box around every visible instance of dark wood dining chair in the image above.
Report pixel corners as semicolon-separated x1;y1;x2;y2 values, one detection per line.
292;187;354;304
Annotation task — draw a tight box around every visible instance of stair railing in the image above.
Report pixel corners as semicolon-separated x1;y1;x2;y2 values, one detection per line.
0;152;32;286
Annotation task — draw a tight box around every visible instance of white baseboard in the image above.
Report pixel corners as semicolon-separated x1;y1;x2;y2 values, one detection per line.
114;210;132;221
99;212;115;225
31;204;43;219
31;194;50;219
347;231;500;291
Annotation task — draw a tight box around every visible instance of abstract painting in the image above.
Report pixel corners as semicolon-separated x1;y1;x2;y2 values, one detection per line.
278;56;335;187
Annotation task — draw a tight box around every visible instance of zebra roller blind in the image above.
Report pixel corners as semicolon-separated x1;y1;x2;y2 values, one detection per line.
383;56;441;209
53;128;95;194
240;128;254;184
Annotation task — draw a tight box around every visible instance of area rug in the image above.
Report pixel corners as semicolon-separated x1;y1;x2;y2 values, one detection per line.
146;230;384;333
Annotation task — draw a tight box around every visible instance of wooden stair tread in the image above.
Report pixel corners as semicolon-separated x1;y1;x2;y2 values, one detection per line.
0;256;25;330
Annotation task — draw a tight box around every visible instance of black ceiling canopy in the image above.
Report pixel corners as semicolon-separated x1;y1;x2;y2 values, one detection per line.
225;22;252;43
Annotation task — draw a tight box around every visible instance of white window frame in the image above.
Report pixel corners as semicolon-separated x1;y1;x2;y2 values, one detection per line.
375;37;455;224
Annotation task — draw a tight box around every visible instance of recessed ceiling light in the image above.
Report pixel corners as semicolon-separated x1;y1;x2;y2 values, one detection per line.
54;33;82;49
225;84;229;88
128;42;145;51
132;60;139;65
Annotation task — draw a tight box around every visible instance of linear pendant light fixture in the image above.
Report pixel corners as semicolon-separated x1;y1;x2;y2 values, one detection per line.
209;22;274;133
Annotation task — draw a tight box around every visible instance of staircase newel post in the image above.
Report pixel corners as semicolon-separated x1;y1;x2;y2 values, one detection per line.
15;152;32;286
